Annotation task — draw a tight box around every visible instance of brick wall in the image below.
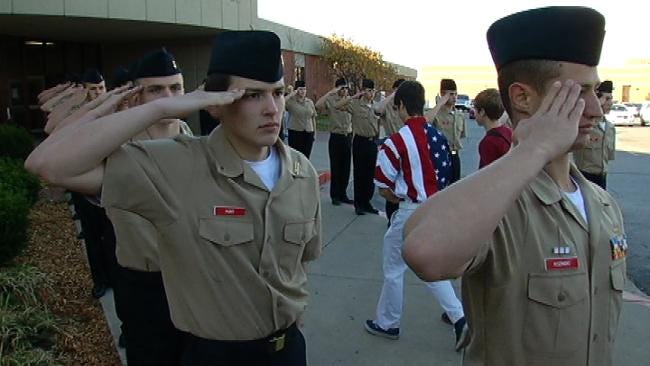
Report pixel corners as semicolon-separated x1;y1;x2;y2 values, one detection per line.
305;54;334;102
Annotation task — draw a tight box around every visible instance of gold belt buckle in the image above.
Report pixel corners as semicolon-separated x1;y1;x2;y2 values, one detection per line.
270;334;286;352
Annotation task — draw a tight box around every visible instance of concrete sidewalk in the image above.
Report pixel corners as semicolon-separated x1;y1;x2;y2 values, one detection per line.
100;127;650;365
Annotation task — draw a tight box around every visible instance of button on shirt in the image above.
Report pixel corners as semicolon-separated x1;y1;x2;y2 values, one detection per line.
462;166;626;366
573;119;616;175
432;108;467;151
375;116;451;203
285;96;317;132
101;126;322;341
343;98;379;138
323;95;352;134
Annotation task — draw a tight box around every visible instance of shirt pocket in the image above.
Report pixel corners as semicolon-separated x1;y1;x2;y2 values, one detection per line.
609;259;626;341
524;271;590;355
280;219;316;279
199;218;254;247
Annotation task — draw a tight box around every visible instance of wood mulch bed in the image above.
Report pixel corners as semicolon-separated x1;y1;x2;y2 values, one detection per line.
15;185;121;366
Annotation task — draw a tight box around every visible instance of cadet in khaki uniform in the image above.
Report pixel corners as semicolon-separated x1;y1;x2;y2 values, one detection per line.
374;78;405;222
26;30;321;366
403;7;627;366
108;49;190;366
315;77;354;205
337;78;380;215
285;80;317;158
432;78;467;184
573;80;616;189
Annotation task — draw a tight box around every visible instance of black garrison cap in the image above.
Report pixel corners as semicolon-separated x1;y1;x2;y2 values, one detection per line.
440;78;457;91
132;48;181;79
83;68;104;84
487;6;605;70
597;80;613;93
362;79;375;89
112;67;130;87
335;78;347;87
295;80;306;88
393;78;405;89
208;30;283;83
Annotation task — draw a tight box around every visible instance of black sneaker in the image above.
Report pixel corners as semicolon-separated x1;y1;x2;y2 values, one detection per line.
355;207;366;215
91;284;107;299
364;206;379;215
454;317;469;351
339;197;354;205
332;199;341;206
364;320;399;340
441;312;452;325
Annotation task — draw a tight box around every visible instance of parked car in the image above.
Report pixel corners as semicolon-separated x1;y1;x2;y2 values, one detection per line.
455;94;471;111
639;102;650;126
606;104;639;126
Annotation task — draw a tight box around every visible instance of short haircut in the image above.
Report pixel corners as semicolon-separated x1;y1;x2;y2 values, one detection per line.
394;80;425;116
204;73;231;92
392;78;405;89
473;88;504;120
497;59;562;116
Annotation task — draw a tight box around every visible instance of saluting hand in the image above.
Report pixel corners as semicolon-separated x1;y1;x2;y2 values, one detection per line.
513;79;584;163
89;85;143;119
156;88;245;118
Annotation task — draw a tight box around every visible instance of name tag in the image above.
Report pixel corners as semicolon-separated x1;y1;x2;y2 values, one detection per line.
545;257;579;271
214;206;246;217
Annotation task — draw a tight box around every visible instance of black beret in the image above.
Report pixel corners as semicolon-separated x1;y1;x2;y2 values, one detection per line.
392;79;405;89
83;68;104;84
487;6;605;70
295;80;306;88
132;48;181;79
440;79;457;91
335;78;347;87
362;79;375;89
597;80;613;93
112;67;130;87
208;31;283;83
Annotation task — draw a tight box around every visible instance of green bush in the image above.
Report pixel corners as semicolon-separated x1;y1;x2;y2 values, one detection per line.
0;266;65;366
0;158;41;206
0;188;30;265
0;124;34;161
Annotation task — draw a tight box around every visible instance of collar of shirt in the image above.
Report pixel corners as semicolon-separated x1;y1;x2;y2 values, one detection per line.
404;116;427;127
205;126;311;183
529;164;610;206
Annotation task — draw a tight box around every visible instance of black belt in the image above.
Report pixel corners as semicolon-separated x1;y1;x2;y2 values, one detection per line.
186;323;298;355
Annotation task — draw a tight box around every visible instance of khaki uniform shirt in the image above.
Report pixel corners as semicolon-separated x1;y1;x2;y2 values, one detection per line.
343;98;379;138
432;108;466;151
573;119;616;175
285;96;317;132
462;166;627;366
101;126;322;340
106;119;193;272
380;101;403;136
323;95;352;134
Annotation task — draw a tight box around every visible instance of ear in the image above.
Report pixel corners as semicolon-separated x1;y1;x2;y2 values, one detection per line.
508;82;537;116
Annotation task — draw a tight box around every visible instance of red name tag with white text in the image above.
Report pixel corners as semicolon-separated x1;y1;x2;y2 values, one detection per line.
545;257;579;271
214;206;246;217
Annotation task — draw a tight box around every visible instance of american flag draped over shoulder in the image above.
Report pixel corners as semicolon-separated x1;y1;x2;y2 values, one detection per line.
375;116;452;203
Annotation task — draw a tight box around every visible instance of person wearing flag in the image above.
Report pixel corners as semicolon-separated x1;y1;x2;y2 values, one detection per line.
364;80;467;351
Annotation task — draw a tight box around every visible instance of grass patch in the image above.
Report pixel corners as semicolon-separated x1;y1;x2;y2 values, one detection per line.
0;264;67;365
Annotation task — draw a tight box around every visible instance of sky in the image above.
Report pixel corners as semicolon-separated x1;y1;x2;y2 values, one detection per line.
258;0;649;69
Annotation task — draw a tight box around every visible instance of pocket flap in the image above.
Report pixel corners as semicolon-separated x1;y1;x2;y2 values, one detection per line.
528;272;588;308
610;260;626;291
199;218;254;246
284;220;315;245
